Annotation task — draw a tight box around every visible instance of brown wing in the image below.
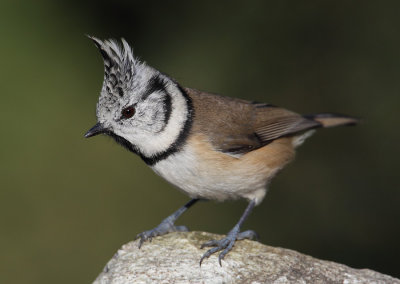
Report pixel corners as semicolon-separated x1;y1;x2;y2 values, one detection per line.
186;88;321;155
252;104;321;144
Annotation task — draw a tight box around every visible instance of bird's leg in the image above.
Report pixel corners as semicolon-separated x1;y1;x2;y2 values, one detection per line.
200;199;258;266
136;198;199;248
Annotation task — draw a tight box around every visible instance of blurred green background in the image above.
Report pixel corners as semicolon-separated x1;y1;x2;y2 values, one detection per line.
1;0;399;283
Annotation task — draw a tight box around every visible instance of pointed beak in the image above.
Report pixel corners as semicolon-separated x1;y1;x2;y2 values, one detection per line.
84;122;107;138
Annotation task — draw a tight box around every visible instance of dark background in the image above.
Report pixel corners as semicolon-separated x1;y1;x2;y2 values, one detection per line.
1;1;399;283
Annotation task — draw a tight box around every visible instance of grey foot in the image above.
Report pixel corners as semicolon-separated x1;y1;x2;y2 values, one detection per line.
136;220;189;248
200;229;258;266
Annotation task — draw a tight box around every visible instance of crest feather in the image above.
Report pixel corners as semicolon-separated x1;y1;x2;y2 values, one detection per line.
88;36;141;96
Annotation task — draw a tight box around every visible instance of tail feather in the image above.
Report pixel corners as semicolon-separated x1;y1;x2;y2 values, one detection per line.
304;113;359;128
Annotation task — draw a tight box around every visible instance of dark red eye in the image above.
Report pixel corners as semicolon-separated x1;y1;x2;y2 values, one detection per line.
121;105;135;119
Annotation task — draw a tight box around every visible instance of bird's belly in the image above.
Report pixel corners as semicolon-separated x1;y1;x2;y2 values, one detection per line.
151;134;294;204
151;147;261;201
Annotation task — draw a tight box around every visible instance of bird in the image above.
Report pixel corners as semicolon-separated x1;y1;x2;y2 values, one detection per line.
84;37;358;266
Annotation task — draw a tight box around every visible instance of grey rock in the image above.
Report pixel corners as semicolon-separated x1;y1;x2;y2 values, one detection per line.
93;232;399;284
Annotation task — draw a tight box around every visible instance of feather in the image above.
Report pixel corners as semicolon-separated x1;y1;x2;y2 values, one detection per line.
186;88;357;156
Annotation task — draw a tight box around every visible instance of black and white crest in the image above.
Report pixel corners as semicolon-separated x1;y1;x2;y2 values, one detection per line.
88;36;145;98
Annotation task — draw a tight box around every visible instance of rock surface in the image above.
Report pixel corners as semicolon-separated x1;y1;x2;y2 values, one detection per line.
93;231;398;284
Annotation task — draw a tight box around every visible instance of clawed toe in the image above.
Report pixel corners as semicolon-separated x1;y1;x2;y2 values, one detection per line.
200;246;221;266
135;199;198;249
199;235;234;266
200;239;219;249
136;231;154;248
199;228;259;266
174;225;189;232
136;223;189;249
237;230;259;241
200;237;234;266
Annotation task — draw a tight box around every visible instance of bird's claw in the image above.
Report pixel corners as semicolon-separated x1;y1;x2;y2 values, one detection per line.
199;230;258;266
136;221;189;249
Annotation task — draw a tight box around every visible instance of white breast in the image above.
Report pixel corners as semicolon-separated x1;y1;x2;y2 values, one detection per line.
151;141;270;204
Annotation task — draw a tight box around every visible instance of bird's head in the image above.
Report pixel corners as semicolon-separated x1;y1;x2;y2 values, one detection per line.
85;37;191;160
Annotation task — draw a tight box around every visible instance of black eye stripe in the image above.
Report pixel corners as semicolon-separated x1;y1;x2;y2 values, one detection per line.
142;75;167;100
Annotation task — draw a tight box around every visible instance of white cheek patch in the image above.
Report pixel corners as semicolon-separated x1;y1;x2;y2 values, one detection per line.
134;93;165;133
123;84;189;157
